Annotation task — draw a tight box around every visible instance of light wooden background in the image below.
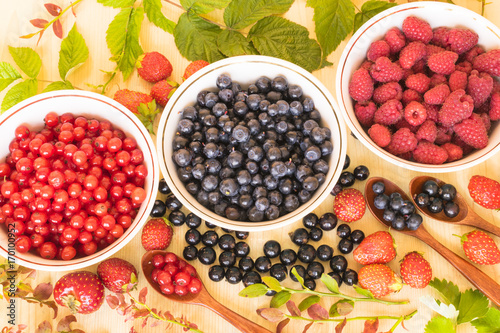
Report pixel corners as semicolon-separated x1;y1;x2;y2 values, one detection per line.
0;0;499;332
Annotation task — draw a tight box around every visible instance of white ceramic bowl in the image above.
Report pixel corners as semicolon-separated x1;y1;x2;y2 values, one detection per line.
336;1;500;172
0;90;159;271
157;55;347;231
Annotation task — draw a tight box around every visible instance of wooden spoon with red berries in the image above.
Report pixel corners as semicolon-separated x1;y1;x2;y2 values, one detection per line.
409;175;500;237
365;177;500;307
141;250;272;333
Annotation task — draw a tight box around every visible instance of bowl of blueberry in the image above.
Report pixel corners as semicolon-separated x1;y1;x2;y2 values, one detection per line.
336;1;500;172
157;55;347;231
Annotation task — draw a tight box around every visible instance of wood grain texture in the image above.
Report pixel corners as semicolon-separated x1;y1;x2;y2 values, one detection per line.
0;0;499;332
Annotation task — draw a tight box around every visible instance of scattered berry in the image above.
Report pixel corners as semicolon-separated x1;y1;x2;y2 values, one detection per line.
151;80;179;107
137;52;173;83
468;175;500;209
97;258;138;293
182;60;210;81
54;271;104;314
333;188;366;223
458;230;500;265
114;89;153;114
353;231;396;265
141;218;173;251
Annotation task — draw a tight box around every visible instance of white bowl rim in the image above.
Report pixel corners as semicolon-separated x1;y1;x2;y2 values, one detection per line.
157;55;347;231
335;1;500;173
0;90;160;271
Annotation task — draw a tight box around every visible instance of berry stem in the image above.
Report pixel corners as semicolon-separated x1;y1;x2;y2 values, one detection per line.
282;287;409;305
284;309;417;323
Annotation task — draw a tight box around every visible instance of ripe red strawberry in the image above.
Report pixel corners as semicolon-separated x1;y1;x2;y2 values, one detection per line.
458;230;500;265
114;89;153;114
400;252;432;288
137;52;173;83
141;218;173;251
151;80;179;107
53;271;104;314
333;188;366;223
97;258;138;293
358;264;403;298
468;175;500;210
353;231;396;265
182;60;210;81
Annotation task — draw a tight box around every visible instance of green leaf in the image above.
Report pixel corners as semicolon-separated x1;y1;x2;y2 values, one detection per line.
174;13;225;63
0;62;21;92
329;300;354;317
290;267;306;288
306;0;354;57
58;24;89;80
42;80;74;92
248;16;322;72
223;0;294;30
424;316;455;333
106;7;144;80
180;0;231;14
8;46;42;78
354;285;374;299
456;289;489;324
238;283;269;298
353;0;397;32
97;0;136;8
143;0;176;34
320;273;339;293
1;79;37;112
471;307;500;333
262;276;283;293
270;291;291;308
298;295;320;312
429;278;461;308
217;29;259;57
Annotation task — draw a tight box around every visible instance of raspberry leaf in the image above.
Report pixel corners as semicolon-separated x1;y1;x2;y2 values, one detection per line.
238;283;268;297
42;80;74;93
1;79;38;112
428;278;460;308
181;0;232;14
354;0;397;32
97;0;136;8
456;289;489;324
217;29;259;57
223;0;294;30
59;24;89;80
297;295;320;311
270;290;291;308
8;46;42;78
0;62;22;92
424;316;455;333
471;307;500;333
143;0;176;34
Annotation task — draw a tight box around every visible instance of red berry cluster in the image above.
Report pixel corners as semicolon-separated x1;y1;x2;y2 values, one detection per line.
1;112;148;260
151;252;202;296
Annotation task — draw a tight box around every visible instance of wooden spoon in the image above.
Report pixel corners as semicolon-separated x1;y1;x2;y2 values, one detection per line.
365;177;500;307
141;250;272;333
409;175;500;237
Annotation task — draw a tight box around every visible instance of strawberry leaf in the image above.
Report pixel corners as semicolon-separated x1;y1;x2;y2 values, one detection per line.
363;318;379;333
286;300;301;317
262;276;282;292
0;62;22;92
238;283;268;298
30;19;49;29
33;283;52;301
424;316;455;333
217;29;258;57
336;318;347;333
53;19;63;39
223;0;294;30
321;273;339;293
329;300;354;317
257;308;284;322
270;290;291;308
471;307;500;333
1;79;38;112
45;3;62;16
429;278;461;308
8;46;42;78
42;80;74;93
180;0;231;14
59;24;89;80
456;289;489;324
97;0;136;8
277;318;290;333
143;0;176;34
307;303;328;320
56;315;77;332
298;295;320;312
354;0;397;32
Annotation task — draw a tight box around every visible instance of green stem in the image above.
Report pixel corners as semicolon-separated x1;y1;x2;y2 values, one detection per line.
285;310;417;324
26;0;84;39
481;0;485;16
100;70;117;94
284;288;408;306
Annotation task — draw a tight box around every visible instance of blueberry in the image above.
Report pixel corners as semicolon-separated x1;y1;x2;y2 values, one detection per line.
198;247;216;265
158;178;171;195
256;76;271;93
255;256;272;273
309;227;323;242
444;201;460;218
290;265;307;282
338;238;354;254
337;224;351;239
307;261;325;280
183;245;198;261
202;230;219;247
290;228;309;245
280;249;298;266
350;230;365;244
239;256;255;272
374;194;390;210
428;198;444;213
318;213;338;231
327;272;343;287
235;242;250;257
399;200;415;215
343;155;350;170
415;193;430;207
331;184;343;196
303;213;319;229
242;271;262;287
406;213;423;230
220;178;239;197
235;231;249;240
225;267;243;284
219;234;236;250
219;251;237;267
272;76;288;92
263;240;281;258
439;184;457;201
343;269;358;286
303;278;316;290
329;255;348;273
353;165;370;181
270;263;288;282
208;265;225;282
150;199;166;217
205;221;217;229
389;196;404;211
316;244;334;261
185;229;201;245
169;211;185;226
383;209;396;222
298;244;316;263
391;214;406;230
422;180;439;196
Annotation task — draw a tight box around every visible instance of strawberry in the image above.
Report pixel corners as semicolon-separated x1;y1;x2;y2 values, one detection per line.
468;175;500;210
353;231;396;265
113;89;153;114
400;252;432;288
151;80;179;107
53;271;104;314
97;258;138;293
457;230;500;265
358;264;403;298
333;188;366;222
137;51;173;83
182;60;210;81
141;218;173;251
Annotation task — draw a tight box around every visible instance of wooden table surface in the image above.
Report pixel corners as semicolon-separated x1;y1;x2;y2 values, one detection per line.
0;1;499;332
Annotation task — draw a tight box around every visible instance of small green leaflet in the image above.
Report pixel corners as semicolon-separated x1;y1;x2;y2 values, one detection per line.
424;316;455;333
456;289;489;324
262;276;282;292
290;267;306;288
174;13;225;63
329;300;354;317
354;285;374;298
1;79;37;112
217;30;258;57
471;307;500;333
238;283;269;298
58;24;89;80
320;273;339;293
8;46;42;79
97;0;136;8
298;295;320;312
270;291;291;308
42;80;74;93
429;278;461;307
223;0;294;30
353;0;397;32
306;0;355;58
248;16;322;72
143;0;176;34
180;0;232;14
0;62;21;92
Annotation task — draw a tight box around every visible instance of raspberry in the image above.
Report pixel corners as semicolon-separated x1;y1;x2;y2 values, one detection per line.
429;74;447;88
428;51;459;75
349;68;374;102
373;99;403;125
467;70;493;108
453;117;488;149
425;44;445;60
367;40;391;62
435;126;453;145
431;27;449;47
464;45;485;63
385;128;418;155
360;60;374;70
449;71;468;92
373;82;403;105
368;124;391;147
404;101;427;126
424;84;450;105
413;142;448;164
416;120;437;142
354;101;377;127
452;135;474;156
402;89;422;106
447;28;478;54
455;61;473;74
412;59;427;74
425;104;439;122
384;28;406;54
439;89;474;127
441;143;463;162
399;42;427;69
402;16;433;44
395;118;419;133
405;73;430;94
472;49;500;76
489;92;500;121
370;57;404;83
479;113;491;132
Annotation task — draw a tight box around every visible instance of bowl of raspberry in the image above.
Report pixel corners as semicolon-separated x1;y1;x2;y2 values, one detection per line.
0;90;159;271
157;55;347;231
336;1;500;172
